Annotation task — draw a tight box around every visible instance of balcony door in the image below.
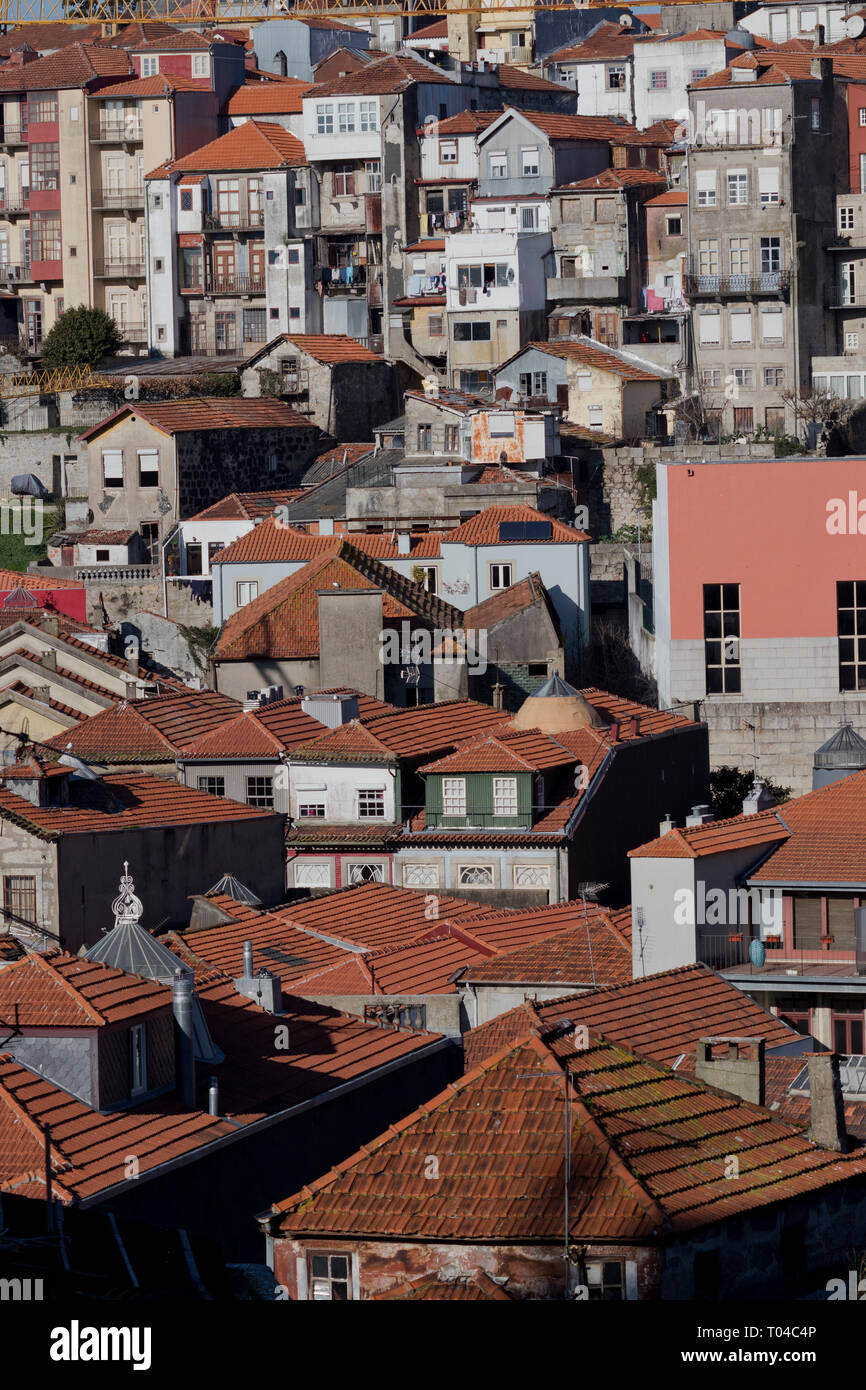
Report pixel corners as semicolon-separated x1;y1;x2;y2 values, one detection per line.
213;242;235;290
216;179;239;228
109;292;128;331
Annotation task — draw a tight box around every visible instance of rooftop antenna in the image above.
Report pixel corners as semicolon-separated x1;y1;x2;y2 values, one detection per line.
578;881;609;988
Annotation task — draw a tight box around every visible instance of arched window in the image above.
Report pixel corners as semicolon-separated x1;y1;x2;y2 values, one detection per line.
274;50;287;76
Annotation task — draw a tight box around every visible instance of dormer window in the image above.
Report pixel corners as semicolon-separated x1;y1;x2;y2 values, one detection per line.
130;1022;147;1095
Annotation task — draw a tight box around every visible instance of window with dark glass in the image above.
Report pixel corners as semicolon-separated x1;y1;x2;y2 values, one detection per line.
30;142;59;191
837;581;866;690
703;583;741;694
309;1253;350;1300
833;1010;865;1053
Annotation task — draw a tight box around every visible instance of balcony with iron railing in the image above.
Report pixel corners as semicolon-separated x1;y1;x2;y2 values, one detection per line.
684;264;790;297
117;322;148;344
0;196;29;218
95;118;143;143
208;274;266;296
0;263;32;284
0;127;27;146
826;289;866;309
203;210;265;233
316;264;367;294
93;186;145;211
95;259;146;278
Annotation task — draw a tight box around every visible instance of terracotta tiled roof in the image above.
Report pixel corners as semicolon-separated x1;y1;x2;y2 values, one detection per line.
214;542;460;662
748;770;866;885
464;573;549;627
283;333;381;364
441;503;590;545
420;108;501;137
186;488;305;522
179;689;392;759
93;73;206;97
268;1022;866;1241
461;910;632;988
210;519;439;566
418;726;578;774
645;188;688;207
630;808;790;860
226;77;313;114
0;770;278;842
0;22;104;54
311;54;451;96
43;692;241;763
148;120;306;177
133;30;220;50
464;961;798;1069
0;951;171;1027
689;51;866;89
309;443;374;470
344;700;507;759
408;18;448;40
0;569;83;591
497;64;568;92
558;168;667;191
64;529;136;545
0;984;437;1202
520;336;672;382
0;42;131;90
548;22;643;62
81;398;312;440
485;110;640;144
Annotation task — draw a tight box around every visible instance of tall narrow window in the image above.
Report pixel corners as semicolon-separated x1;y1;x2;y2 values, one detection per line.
130;1022;147;1094
837;580;866;690
703;583;741;693
493;777;518;816
442;777;466;815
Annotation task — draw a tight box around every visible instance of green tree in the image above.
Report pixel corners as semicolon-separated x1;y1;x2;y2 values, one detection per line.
710;765;791;820
40;306;122;369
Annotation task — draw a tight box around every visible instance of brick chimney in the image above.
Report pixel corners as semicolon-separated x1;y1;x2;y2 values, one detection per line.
807;1052;848;1152
6;44;38;66
695;1036;765;1105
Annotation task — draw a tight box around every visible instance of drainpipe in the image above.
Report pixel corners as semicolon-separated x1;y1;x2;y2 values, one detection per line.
162;521;179;616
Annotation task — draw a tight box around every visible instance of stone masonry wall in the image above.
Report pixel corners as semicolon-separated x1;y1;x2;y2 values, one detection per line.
0;431;88;497
175;425;323;518
701;697;866;797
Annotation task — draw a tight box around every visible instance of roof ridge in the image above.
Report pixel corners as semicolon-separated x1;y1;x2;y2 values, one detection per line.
24;952;107;1025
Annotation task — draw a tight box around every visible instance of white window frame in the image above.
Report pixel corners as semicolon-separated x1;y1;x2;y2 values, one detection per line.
442;777;466;815
347;861;385;884
727;170;747;205
338;101;355;134
488;151;507;179
141;56;158;76
359;100;378;132
191;53;209;77
236;579;259;606
357;787;385;819
650;70;668;90
520;146;539;176
588;404;604;431
316;102;334;135
102;448;123;487
489;562;512;591
840;206;856;233
137;447;158;487
493;776;518;816
294;861;331;889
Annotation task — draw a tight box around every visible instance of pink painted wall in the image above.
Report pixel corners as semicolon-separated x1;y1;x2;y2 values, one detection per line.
666;457;866;640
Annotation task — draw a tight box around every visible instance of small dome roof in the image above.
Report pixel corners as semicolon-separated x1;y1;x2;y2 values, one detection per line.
814;723;866;770
511;673;605;733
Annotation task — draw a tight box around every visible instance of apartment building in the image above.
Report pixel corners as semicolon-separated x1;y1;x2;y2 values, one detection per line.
686;52;842;435
416;108;499;237
544;20;645;121
301;55;481;361
548;166;667;351
632;28;751;130
146;120;318;357
0;43;132;352
628;186;689;377
0;36;240;355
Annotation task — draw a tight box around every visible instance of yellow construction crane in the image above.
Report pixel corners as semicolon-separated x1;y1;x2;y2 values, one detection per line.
1;1;695;29
0;364;116;397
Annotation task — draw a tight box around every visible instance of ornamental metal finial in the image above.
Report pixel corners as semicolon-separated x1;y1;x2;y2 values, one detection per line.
111;861;143;929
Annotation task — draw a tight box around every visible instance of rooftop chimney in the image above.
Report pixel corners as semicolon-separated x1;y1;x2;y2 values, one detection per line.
659;812;675;836
234;941;283;1014
172;968;197;1109
807;1052;848;1151
127;651;139;678
813;22;825;48
686;804;714;826
742;777;776;816
695;1036;765;1106
40;648;56;672
811;55;832;80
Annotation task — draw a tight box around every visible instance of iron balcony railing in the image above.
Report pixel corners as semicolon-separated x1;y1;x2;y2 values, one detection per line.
0;197;29;216
0;263;32;283
208;274;266;296
117;322;148;343
97;119;143;142
0;127;27;145
684;265;790;296
95;259;146;278
95;186;145;209
203;210;265;232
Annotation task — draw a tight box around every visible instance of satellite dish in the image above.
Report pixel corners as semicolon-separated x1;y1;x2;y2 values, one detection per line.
846;14;865;36
619;13;633;28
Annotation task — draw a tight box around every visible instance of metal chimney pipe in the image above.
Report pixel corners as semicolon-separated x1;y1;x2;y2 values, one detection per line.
172;967;196;1109
208;1076;219;1117
243;939;254;977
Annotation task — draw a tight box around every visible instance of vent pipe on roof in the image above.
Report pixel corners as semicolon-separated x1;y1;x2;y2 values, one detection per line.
173;967;196;1109
685;804;714;826
208;1076;219;1117
243;939;254;977
742;777;776;816
659;812;675;836
807;1053;848;1151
